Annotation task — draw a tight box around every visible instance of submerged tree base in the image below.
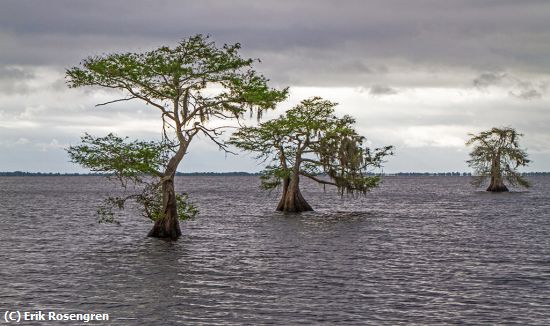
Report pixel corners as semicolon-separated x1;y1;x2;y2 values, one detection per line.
147;218;182;240
486;178;509;192
276;189;314;213
486;184;509;192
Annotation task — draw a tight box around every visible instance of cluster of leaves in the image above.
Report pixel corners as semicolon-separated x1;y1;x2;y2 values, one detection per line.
466;127;530;188
97;190;197;224
229;97;393;196
67;133;169;184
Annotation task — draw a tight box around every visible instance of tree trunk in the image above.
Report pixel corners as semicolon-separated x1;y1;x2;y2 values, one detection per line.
487;150;509;192
486;176;509;192
147;177;182;240
276;175;313;212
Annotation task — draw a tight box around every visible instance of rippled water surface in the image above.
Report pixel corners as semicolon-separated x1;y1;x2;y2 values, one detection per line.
1;176;550;325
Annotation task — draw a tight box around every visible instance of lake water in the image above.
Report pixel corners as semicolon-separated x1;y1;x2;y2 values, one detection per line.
1;176;549;325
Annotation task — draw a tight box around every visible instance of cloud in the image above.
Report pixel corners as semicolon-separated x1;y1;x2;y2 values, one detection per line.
0;66;35;94
15;137;30;145
2;1;550;86
369;85;399;96
401;126;467;148
473;72;507;88
509;81;544;100
37;139;64;152
509;88;542;100
473;71;547;100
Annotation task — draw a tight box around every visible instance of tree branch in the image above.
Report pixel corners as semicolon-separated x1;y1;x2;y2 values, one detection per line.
197;125;236;155
300;172;337;186
95;96;138;107
124;87;171;116
301;158;323;165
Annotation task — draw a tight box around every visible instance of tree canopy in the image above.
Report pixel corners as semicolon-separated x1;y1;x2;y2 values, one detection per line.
66;34;287;150
466;126;530;192
66;35;287;238
229;97;393;212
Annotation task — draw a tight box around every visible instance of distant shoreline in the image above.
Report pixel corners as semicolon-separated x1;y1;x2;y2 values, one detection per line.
1;171;549;177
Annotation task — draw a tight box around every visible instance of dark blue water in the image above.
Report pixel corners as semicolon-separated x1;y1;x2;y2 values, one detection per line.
1;176;549;325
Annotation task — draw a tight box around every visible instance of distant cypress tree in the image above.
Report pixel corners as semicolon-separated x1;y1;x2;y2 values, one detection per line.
466;127;530;192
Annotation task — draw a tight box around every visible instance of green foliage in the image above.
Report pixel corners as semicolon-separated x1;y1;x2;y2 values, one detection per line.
97;191;197;224
137;191;198;222
67;133;168;184
66;34;287;137
259;165;291;190
466;126;531;188
229;97;393;195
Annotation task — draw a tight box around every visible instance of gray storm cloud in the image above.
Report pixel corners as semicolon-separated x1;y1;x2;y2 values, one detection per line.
0;66;35;94
473;72;547;100
369;85;399;96
2;1;550;79
1;0;549;172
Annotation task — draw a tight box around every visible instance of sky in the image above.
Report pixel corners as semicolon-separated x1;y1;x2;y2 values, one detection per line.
1;0;549;173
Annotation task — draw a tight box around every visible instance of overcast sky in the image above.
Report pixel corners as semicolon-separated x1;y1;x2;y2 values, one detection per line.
1;0;549;173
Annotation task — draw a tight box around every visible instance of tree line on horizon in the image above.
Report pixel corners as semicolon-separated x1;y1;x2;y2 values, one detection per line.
64;35;533;240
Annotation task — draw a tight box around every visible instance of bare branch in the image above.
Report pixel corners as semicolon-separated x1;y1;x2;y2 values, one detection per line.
301;158;323;165
300;172;337;186
198;125;236;155
95;96;138;107
125;87;170;115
